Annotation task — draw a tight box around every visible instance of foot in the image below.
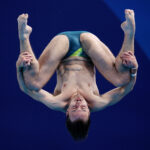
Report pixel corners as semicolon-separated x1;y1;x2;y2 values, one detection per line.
17;13;32;40
121;9;135;35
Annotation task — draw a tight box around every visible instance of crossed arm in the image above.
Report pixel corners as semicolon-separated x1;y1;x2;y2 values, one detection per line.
16;63;67;112
17;56;138;113
94;73;137;111
85;68;137;112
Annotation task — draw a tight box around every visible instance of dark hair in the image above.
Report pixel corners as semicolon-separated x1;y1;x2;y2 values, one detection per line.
66;115;91;141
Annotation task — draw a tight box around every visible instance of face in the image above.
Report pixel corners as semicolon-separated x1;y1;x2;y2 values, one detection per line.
66;93;90;122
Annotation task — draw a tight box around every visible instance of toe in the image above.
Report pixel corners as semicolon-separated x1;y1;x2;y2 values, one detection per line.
24;13;29;19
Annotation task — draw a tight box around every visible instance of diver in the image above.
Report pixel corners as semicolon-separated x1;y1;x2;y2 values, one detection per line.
16;9;138;141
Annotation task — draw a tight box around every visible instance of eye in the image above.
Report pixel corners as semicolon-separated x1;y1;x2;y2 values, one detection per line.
73;106;76;108
71;106;77;112
72;106;76;110
81;105;86;108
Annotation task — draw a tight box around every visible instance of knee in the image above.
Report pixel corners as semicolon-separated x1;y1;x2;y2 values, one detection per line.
80;32;95;43
80;32;96;53
80;32;101;52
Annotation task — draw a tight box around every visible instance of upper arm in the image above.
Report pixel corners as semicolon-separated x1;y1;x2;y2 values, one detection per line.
91;95;110;112
92;87;126;112
26;89;61;110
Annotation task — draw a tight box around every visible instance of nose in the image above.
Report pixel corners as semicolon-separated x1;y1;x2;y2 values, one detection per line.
76;97;82;101
76;100;81;105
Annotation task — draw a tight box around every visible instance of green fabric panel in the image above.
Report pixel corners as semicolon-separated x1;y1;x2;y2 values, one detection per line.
70;48;83;56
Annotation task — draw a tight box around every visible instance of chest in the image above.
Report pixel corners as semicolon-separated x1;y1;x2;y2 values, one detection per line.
54;63;99;95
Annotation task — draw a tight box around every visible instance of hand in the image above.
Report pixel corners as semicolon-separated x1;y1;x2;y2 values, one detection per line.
16;52;33;68
120;51;138;69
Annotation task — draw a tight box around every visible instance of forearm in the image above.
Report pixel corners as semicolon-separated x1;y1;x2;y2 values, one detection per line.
23;62;40;91
16;66;29;93
104;72;137;106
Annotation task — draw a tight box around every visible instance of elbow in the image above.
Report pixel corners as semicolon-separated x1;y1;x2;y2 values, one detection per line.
113;81;126;88
113;77;130;88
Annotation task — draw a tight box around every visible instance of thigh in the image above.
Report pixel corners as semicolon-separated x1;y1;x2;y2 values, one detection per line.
80;32;128;86
36;35;69;87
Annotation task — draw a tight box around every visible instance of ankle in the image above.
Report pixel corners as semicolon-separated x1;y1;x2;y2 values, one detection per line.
124;31;135;37
19;36;29;41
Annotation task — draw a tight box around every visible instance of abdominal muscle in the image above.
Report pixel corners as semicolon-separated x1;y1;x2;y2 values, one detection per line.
54;57;100;98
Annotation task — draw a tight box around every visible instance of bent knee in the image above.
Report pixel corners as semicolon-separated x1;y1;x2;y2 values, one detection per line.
80;32;102;53
53;35;69;51
53;34;69;44
45;34;69;59
80;32;100;43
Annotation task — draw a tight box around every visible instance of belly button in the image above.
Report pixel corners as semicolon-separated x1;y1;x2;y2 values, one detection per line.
88;83;91;87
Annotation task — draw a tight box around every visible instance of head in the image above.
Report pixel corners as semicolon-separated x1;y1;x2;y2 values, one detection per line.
66;92;91;141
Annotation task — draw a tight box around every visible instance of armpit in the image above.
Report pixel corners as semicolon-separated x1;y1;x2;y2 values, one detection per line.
53;89;61;96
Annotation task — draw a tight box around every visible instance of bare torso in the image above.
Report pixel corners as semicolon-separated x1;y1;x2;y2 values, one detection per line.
53;56;100;109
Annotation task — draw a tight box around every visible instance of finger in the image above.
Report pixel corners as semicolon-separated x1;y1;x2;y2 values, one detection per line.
121;53;130;58
21;51;31;56
123;51;131;55
128;51;134;56
24;60;31;67
122;59;127;66
23;58;32;64
121;55;131;59
24;56;33;59
27;61;31;66
122;51;130;55
21;55;33;60
121;55;130;59
121;54;130;58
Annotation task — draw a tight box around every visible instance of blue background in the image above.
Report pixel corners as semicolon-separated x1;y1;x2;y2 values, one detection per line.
0;0;150;150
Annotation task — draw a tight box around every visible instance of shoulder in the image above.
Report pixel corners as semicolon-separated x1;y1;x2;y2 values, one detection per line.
49;101;67;113
90;96;109;112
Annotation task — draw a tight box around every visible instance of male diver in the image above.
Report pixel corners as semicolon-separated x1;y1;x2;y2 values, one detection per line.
16;9;138;140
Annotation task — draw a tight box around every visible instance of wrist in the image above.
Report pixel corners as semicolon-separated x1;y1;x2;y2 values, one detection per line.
130;73;137;77
19;35;29;41
130;67;137;73
130;67;137;77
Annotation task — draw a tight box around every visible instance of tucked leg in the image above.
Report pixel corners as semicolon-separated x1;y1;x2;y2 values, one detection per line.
80;9;135;87
115;9;135;71
17;14;69;90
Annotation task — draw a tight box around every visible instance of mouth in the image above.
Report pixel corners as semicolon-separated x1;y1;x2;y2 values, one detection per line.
74;96;82;101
